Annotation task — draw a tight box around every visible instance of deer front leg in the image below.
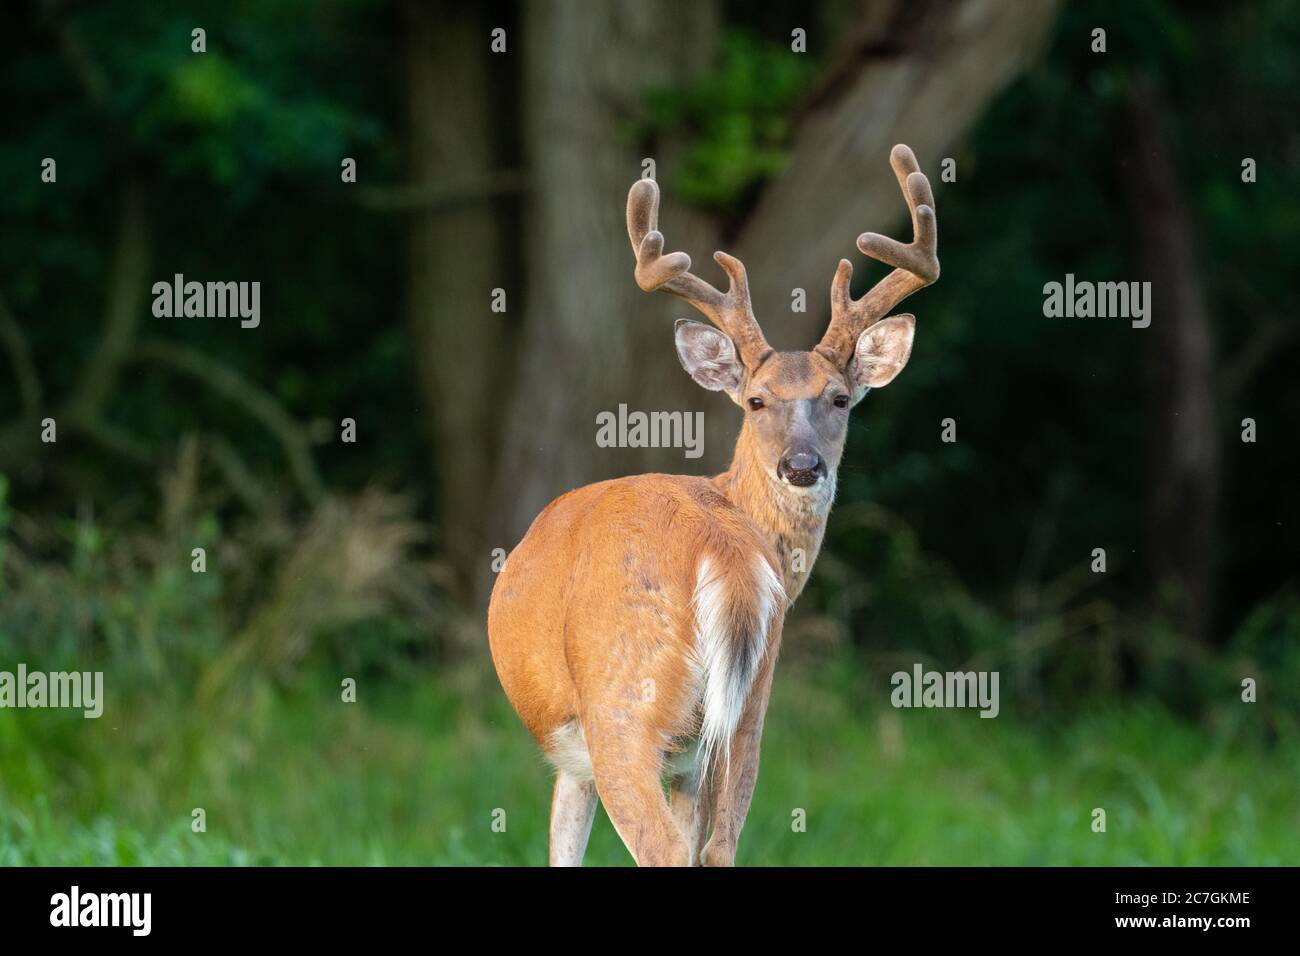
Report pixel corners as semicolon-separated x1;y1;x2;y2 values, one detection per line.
700;629;780;867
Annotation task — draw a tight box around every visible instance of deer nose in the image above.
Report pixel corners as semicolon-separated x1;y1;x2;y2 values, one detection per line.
777;450;825;487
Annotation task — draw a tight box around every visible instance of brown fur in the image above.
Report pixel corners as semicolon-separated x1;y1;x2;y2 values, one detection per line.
489;473;780;748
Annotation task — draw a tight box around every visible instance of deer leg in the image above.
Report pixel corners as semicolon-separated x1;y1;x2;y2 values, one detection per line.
670;765;710;866
701;621;781;867
549;771;598;866
585;713;689;868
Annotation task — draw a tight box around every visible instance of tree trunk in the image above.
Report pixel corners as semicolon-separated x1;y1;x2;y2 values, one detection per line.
737;0;1063;350
403;0;511;598
482;0;720;596
1123;80;1219;644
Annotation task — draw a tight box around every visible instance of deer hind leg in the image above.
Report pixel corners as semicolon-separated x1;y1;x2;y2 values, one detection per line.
670;765;710;866
701;615;782;867
549;771;599;866
585;712;690;867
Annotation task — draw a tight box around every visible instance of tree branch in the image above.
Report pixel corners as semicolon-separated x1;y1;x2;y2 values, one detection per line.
42;0;111;109
0;291;42;415
205;433;272;512
0;182;151;466
65;181;151;421
67;414;154;465
130;340;325;503
1220;315;1297;400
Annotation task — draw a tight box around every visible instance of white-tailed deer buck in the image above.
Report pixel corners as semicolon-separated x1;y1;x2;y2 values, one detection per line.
489;145;939;866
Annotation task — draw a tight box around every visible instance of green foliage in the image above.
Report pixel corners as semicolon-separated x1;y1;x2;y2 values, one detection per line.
1;658;1294;866
0;456;446;703
632;31;819;212
0;0;412;517
1215;594;1300;737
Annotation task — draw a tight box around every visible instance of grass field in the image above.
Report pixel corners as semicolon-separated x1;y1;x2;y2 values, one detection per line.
0;656;1295;866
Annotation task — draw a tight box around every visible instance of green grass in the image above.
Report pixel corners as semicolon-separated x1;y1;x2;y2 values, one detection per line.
1;658;1295;866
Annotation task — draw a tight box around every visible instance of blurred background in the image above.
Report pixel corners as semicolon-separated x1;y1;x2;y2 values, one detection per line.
1;0;1296;865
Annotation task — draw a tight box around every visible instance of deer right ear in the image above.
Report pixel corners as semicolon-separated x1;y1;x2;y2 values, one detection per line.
674;319;744;396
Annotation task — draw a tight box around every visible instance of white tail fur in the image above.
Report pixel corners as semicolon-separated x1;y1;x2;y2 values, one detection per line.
692;554;785;775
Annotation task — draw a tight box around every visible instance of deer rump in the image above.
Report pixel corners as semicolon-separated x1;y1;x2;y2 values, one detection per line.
487;473;785;782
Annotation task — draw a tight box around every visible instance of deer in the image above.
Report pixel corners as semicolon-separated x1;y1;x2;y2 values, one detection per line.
488;144;939;866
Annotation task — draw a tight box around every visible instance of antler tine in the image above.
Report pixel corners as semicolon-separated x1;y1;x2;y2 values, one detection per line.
818;144;940;365
626;178;771;366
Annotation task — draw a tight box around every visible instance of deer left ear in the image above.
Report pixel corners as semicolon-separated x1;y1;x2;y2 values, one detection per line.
850;314;915;395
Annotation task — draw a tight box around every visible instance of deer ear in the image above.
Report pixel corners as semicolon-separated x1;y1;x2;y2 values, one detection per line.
674;319;744;395
850;314;915;395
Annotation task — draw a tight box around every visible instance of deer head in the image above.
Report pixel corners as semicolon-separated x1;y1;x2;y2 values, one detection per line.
626;144;939;493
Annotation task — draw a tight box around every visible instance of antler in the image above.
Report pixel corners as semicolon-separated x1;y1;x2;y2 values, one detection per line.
817;144;940;365
626;178;772;366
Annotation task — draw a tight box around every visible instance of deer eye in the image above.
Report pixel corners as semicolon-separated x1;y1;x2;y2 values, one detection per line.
747;397;765;411
833;395;850;408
